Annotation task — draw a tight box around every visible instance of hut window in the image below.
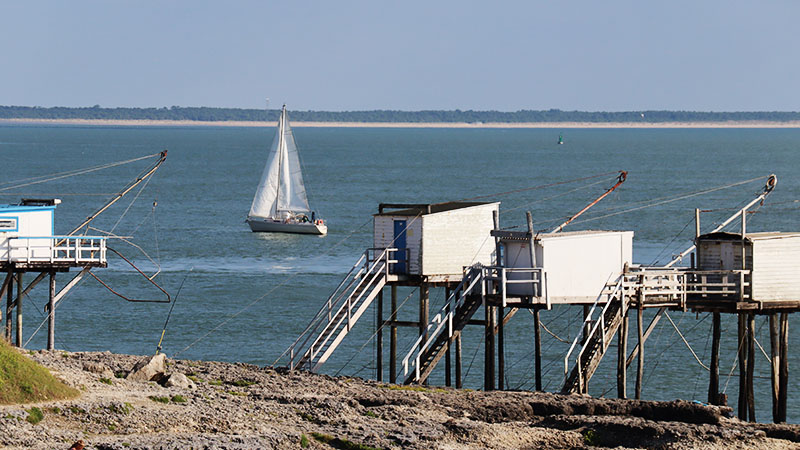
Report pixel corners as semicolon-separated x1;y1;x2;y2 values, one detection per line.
0;217;17;231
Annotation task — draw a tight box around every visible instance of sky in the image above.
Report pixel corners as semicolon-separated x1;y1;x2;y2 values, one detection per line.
1;1;798;111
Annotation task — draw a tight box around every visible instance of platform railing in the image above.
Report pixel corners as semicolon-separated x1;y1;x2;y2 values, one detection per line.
4;236;107;264
624;267;751;305
563;274;625;392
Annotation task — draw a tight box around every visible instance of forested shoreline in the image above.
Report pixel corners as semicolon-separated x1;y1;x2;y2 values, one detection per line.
2;105;800;123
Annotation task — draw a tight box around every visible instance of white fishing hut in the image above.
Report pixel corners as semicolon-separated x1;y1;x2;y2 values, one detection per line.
1;199;107;350
696;231;800;302
373;202;499;282
496;229;633;304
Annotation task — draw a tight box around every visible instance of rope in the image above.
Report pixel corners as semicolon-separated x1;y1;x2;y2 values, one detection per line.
570;175;766;226
664;311;709;371
457;171;620;202
180;215;376;360
0;152;162;192
156;269;192;354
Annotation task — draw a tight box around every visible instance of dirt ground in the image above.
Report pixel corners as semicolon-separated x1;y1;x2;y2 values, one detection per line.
1;350;799;449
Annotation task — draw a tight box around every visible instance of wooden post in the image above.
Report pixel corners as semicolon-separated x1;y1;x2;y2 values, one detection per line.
747;313;756;422
484;304;495;391
583;304;591;345
15;273;22;347
617;309;628;399
737;313;747;420
534;307;542;391
376;288;383;382
389;285;397;384
48;272;56;351
419;284;429;343
778;312;788;423
444;287;451;387
708;312;721;405
635;306;643;400
497;305;504;390
5;269;13;343
455;332;463;389
770;313;780;422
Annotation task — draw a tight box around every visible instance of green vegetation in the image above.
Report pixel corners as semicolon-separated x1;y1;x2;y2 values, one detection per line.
363;410;378;418
209;379;223;386
583;429;599;446
107;402;133;415
148;396;170;404
225;379;257;387
2;105;800;124
26;407;44;424
0;340;79;404
170;395;187;403
300;434;310;448
309;432;381;450
99;377;113;385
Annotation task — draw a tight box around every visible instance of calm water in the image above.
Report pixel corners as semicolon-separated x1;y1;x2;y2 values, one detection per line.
2;124;800;422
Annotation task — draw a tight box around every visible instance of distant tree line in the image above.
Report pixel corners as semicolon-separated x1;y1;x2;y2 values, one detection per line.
1;105;800;123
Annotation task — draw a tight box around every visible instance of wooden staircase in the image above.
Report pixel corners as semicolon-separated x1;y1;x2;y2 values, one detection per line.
401;265;487;384
286;248;397;372
562;276;627;394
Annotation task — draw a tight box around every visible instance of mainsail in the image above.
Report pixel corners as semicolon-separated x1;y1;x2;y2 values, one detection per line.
249;106;311;219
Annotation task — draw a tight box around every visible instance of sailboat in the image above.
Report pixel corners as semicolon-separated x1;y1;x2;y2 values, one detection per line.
246;105;327;235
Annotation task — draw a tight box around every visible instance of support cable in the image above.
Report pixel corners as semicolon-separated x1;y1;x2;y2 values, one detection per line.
664;311;709;371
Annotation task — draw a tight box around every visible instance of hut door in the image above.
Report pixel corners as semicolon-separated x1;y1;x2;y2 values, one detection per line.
392;220;407;274
720;243;735;270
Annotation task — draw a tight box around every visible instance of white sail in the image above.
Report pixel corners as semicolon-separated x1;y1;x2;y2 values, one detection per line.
249;106;311;219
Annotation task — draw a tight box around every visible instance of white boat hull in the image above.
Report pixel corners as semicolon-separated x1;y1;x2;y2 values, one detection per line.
247;217;327;235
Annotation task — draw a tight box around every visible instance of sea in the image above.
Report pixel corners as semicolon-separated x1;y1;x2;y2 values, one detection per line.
1;124;799;422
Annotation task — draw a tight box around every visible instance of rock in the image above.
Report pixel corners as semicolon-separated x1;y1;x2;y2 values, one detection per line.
82;362;115;379
164;372;196;389
126;353;167;382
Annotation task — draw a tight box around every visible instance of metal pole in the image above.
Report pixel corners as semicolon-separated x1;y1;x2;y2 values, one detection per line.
48;272;56;350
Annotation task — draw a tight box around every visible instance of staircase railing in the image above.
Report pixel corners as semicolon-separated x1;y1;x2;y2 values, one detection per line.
285;247;402;370
401;264;486;381
563;273;626;393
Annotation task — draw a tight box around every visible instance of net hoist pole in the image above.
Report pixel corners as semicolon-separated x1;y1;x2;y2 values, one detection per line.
549;171;627;234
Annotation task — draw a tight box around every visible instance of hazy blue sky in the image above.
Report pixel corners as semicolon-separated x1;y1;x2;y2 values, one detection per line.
1;1;798;111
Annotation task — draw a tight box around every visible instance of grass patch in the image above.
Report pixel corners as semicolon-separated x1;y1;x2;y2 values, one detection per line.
300;434;310;448
363;410;378;418
107;402;133;415
208;379;223;386
0;340;79;404
186;374;204;384
99;377;113;385
226;390;247;397
171;395;187;403
310;432;381;450
583;429;599;446
148;396;170;404
108;423;117;431
225;379;257;387
25;407;44;424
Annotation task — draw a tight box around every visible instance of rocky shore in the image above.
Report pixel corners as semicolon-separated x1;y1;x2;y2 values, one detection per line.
1;350;799;449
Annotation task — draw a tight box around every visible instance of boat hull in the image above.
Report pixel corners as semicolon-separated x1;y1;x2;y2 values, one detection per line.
246;217;327;235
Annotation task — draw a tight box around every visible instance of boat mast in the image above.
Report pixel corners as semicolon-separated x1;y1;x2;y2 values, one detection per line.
274;105;286;217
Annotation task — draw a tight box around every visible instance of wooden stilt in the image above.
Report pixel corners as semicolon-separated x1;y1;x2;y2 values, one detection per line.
747;313;756;422
376;288;383;382
770;313;780;422
635;306;643;400
778;312;788;423
617;309;628;399
389;285;397;384
737;313;747;420
583;304;591;344
5;269;12;343
497;305;504;390
48;272;56;351
419;284;429;342
485;305;495;391
709;312;721;405
455;332;463;389
444;287;451;387
15;273;22;347
534;307;542;391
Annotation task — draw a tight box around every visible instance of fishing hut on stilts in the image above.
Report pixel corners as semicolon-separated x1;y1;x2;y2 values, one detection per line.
284;172;795;424
0;151;168;351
